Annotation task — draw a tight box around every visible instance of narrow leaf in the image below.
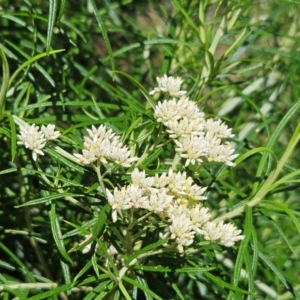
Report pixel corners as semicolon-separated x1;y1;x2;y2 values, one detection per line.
49;203;72;263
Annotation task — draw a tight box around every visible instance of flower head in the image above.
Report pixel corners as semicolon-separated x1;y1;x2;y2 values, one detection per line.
154;97;204;126
169;215;195;252
17;122;61;161
74;125;137;167
18;123;46;161
204;118;234;139
149;75;187;98
202;221;244;247
41;124;61;140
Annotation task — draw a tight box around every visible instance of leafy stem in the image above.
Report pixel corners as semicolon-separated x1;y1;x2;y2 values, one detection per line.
216;121;300;221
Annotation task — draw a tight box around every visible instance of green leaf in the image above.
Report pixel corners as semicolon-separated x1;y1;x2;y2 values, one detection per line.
0;167;17;176
47;0;58;52
172;283;185;300
0;242;35;283
3;112;17;160
204;271;250;294
92;204;111;238
60;260;71;295
175;266;215;274
258;250;300;299
27;283;73;300
49;203;73;263
261;201;300;236
228;205;253;300
87;0;114;70
15;193;84;208
8;48;65;89
260;208;297;257
127;239;168;265
253;100;300;193
0;47;9;116
234;147;277;167
122;275;163;300
57;0;66;22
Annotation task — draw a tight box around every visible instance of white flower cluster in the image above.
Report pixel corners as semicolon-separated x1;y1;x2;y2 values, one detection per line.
149;74;187;98
106;168;244;252
152;76;237;167
74;125;138;167
18;123;61;161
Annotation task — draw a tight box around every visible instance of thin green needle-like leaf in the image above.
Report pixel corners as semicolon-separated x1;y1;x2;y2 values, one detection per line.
8;49;65;88
46;0;58;52
60;261;71;296
253;100;300;193
50;203;72;263
173;0;203;43
0;48;9;116
258;250;300;300
3;112;16;160
15;193;84;208
57;0;66;22
0;242;35;282
205;271;250;294
122;276;163;300
87;0;115;70
232;206;253;287
26;283;73;300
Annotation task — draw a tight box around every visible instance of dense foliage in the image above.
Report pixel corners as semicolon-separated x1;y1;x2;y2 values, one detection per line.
0;1;300;299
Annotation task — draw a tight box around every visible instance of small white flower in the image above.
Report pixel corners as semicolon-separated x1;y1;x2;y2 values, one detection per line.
149;75;187;97
204;118;234;139
154;97;204;126
124;184;148;209
87;125;116;141
41;124;61;140
74;125;137;168
74;149;98;165
206;139;238;166
18;123;46;161
109;146;138;168
142;189;173;213
153;172;170;189
154;98;183;124
131;168;154;189
169;215;195;253
175;135;209;166
166;117;204;139
202;221;244;247
106;187;132;222
189;207;211;232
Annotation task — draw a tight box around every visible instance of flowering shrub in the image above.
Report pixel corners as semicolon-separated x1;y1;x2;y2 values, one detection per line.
16;76;243;278
2;1;300;299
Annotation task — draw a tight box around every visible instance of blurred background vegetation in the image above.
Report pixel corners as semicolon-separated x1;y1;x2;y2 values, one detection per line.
0;0;300;299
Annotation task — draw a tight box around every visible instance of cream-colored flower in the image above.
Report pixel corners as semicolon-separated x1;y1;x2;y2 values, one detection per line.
154;97;203;126
206;139;238;166
154;98;183;124
131;168;155;190
124;184;148;210
149;75;187;97
166;117;204;139
202;221;244;247
189;206;211;233
18;123;46;161
204;118;234;139
41;124;61;140
74;125;137;167
109;146;138;167
142;189;173;213
106;187;132;222
175;135;209;166
169;215;195;253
